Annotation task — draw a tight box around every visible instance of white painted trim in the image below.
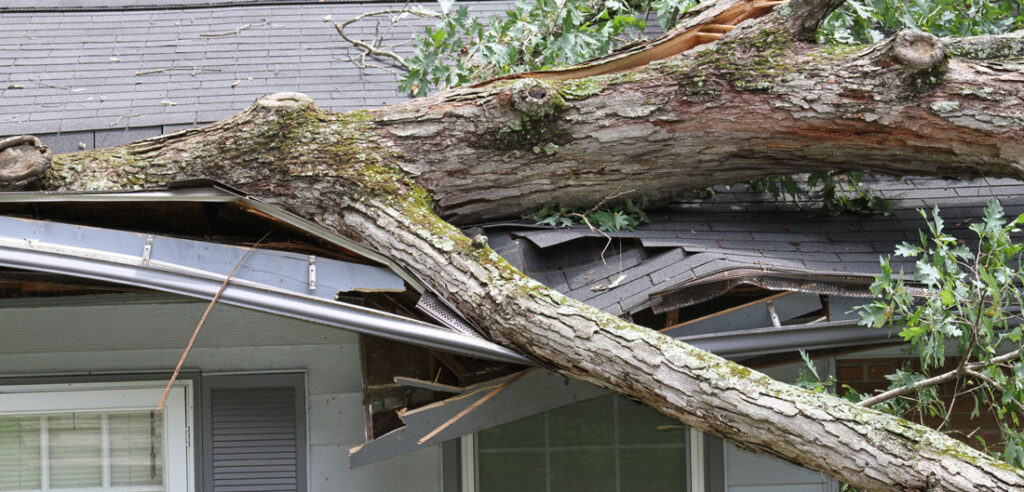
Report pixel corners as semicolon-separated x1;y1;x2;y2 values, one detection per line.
0;380;194;492
461;434;477;492
689;428;705;492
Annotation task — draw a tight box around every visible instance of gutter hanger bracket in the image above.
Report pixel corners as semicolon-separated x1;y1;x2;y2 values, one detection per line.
308;255;317;291
141;235;154;265
766;299;781;328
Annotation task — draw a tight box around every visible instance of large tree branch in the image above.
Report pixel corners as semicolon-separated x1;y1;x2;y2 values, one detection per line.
9;1;1024;488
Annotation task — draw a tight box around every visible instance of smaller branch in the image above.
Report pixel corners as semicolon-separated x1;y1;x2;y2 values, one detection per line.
965;368;1024;414
859;349;1022;408
135;66;221;77
333;9;440;72
567;187;635;265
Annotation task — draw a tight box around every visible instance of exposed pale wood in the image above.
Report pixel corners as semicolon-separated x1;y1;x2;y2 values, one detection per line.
393;376;465;394
416;369;530;444
475;0;790;84
661;292;793;333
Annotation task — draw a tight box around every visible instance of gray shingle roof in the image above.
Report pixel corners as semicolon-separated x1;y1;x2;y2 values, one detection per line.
480;176;1024;316
1;1;512;136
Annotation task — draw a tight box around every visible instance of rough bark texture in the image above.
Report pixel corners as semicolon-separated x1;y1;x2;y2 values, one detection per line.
7;0;1024;489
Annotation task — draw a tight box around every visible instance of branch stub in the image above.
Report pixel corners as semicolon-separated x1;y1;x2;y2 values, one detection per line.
0;135;52;188
891;30;945;69
256;92;316;111
510;79;560;119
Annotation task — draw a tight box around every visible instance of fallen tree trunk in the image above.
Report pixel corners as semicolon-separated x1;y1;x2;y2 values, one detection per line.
4;0;1024;489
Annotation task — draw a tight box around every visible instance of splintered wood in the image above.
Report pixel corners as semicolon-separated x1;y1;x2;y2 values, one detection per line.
477;0;789;84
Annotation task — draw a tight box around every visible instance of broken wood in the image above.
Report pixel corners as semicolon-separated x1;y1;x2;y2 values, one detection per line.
394;376;465;393
417;369;530;444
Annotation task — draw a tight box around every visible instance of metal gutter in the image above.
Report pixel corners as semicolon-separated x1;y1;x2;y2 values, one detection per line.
0;216;531;365
0;186;429;293
679;319;898;359
0;188;238;203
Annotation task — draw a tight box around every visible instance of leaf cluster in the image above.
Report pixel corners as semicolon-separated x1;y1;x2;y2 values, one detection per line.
747;171;891;216
530;196;650;232
819;0;1024;44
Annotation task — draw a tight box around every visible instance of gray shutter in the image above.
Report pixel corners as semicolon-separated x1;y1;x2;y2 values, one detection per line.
203;374;307;492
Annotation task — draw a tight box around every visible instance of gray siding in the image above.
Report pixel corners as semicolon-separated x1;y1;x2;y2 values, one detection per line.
724;361;836;492
0;297;441;492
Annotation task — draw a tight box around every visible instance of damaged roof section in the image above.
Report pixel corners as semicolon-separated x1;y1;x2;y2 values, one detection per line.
0;183;530;364
477;176;1024;318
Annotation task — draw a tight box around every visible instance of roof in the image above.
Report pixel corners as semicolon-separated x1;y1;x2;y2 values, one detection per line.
478;175;1024;317
0;1;511;138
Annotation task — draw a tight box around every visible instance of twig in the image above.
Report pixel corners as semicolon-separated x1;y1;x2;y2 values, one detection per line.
156;229;276;411
200;19;269;38
134;66;222;76
109;114;141;127
417;369;531;444
567;186;635;265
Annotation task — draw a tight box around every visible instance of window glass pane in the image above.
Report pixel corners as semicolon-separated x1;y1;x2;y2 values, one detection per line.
0;416;42;489
110;411;164;486
478;450;547;492
617;397;684;445
549;449;615;492
478;413;545;450
49;413;103;488
548;397;614;447
619;447;687;491
478;395;687;492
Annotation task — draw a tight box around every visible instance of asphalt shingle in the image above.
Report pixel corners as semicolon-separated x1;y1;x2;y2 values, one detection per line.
483;176;1024;315
1;1;514;136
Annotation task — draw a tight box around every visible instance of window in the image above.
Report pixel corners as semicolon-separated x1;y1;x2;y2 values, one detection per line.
0;382;193;492
477;395;689;492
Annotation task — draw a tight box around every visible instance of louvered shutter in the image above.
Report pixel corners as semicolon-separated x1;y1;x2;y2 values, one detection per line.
203;374;307;492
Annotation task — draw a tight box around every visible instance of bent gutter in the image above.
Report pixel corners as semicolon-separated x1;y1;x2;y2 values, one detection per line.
681;319;899;359
0;218;530;365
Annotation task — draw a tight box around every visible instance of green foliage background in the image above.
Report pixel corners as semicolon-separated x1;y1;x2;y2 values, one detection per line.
400;0;1023;95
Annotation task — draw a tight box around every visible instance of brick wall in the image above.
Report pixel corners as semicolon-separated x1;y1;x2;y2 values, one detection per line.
837;358;1003;449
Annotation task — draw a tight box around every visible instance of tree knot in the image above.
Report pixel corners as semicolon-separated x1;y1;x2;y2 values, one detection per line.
0;135;52;189
471;234;489;249
510;79;563;119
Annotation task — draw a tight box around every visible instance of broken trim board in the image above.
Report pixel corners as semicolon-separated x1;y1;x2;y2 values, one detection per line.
349;369;607;468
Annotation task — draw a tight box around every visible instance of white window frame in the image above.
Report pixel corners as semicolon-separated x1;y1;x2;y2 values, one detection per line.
0;380;194;492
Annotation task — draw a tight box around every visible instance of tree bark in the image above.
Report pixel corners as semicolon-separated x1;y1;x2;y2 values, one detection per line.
5;0;1024;489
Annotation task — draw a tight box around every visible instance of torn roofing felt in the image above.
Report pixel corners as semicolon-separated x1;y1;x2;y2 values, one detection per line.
475;176;1024;318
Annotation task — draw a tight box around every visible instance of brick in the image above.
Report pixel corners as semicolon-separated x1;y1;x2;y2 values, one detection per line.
866;363;897;381
834;367;863;385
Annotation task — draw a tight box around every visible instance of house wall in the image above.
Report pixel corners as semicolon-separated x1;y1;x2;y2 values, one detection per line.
723;361;838;492
0;295;443;492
